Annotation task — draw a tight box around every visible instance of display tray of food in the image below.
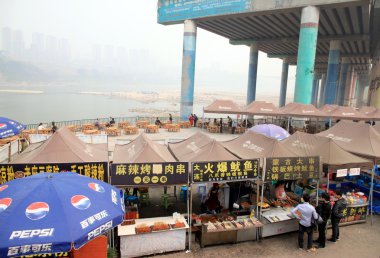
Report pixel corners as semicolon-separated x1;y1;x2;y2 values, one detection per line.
122;220;135;226
204;217;263;232
171;220;186;229
152;222;171;231
135;223;152;234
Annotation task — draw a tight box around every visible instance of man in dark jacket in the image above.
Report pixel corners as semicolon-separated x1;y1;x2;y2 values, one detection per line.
315;192;331;248
328;190;347;242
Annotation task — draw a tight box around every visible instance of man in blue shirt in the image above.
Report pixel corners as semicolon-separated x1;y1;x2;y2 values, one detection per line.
291;193;318;252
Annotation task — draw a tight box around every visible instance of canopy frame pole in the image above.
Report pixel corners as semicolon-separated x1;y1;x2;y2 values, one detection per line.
256;177;259;240
201;108;205;130
187;163;192;252
259;158;266;239
287;117;291;131
370;163;375;225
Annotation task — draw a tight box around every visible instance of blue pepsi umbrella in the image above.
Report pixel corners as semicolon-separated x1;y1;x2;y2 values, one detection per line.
0;117;25;139
249;124;290;140
0;172;124;257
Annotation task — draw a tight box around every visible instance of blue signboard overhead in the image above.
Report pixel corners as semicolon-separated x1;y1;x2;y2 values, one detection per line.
158;0;253;24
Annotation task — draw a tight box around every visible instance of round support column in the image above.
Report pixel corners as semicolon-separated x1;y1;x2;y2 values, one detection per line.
324;40;341;104
247;42;258;105
180;20;197;121
279;59;289;107
337;57;349;105
294;6;320;104
319;74;326;107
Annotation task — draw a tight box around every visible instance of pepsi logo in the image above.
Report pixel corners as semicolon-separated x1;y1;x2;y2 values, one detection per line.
0;185;8;192
25;202;49;220
88;182;105;193
0;198;12;213
71;195;91;210
0;124;7;129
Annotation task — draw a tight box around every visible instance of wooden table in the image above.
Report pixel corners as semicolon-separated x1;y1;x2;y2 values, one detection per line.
136;120;150;129
82;124;95;130
118;121;130;128
178;121;191;128
235;127;246;134
106;127;121;136
38;128;52;134
166;124;180;132
124;126;138;135
83;129;99;135
66;125;78;132
21;129;36;140
145;124;159;133
0;135;19;145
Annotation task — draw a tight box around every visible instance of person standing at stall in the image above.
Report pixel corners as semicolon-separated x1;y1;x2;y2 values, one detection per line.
291;193;318;252
274;181;287;201
169;114;173;124
315;192;331;248
328;190;347;243
205;183;222;214
193;114;198;127
189;114;194;126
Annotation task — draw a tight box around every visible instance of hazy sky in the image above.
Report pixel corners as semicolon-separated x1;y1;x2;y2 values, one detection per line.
0;0;296;98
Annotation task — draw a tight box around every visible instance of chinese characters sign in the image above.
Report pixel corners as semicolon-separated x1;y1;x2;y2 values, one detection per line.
336;168;348;178
111;162;188;186
0;162;108;184
340;205;367;223
158;0;252;23
192;159;259;183
265;156;320;181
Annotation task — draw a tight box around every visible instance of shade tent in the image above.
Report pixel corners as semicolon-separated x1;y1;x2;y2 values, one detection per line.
243;101;284;116
280;102;327;117
373;123;380;134
364;109;380;120
282;131;373;169
10;127;108;163
317;121;380;159
168;132;238;161
113;133;175;163
323;106;368;120
359;106;377;115
319;104;338;113
222;130;297;161
203;99;244;114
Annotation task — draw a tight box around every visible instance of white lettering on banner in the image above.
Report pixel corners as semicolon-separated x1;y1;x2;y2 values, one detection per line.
87;221;113;240
7;243;52;256
242;141;264;153
218;106;232;110
301;110;314;114
260;108;273;112
349;167;360;176
325;134;352;143
9;228;54;239
80;210;109;229
336;169;348;177
342;112;355;116
111;190;118;205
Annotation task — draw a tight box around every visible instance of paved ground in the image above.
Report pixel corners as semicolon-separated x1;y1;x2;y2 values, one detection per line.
157;216;380;258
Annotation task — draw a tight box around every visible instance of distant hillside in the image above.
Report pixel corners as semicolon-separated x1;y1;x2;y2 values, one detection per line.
0;54;54;82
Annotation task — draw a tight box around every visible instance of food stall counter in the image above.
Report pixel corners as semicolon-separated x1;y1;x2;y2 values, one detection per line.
118;215;188;258
261;207;298;238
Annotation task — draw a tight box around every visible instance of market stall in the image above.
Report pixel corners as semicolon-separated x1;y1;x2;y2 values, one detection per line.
111;133;190;257
261;156;321;237
5;127;108;184
169;132;263;247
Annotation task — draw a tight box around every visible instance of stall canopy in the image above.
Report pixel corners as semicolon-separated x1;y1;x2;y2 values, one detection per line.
322;106;368;120
243;101;284;116
113;133;175;163
168;132;238;161
364;109;380;120
203;99;244;114
10;127;108;163
280;102;327;117
222;130;297;160
319;104;338;113
317;121;380;159
359;106;377;115
373;123;380;134
282;131;373;169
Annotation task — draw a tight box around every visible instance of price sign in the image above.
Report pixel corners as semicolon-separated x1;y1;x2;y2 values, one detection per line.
348;168;360;176
336;169;348;178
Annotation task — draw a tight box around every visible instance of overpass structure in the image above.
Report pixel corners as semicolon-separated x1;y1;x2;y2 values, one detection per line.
157;0;380;120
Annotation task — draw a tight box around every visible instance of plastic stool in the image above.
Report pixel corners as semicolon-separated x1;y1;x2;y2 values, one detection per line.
161;194;172;209
198;184;206;195
180;186;188;202
357;179;364;186
139;192;150;206
126;195;139;206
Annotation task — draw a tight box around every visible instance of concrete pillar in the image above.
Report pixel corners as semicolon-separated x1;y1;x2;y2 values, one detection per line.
324;40;341;104
311;74;319;106
337;57;349;105
319;74;326;107
344;65;354;106
356;76;366;107
247;42;259;105
294;6;320;104
180;20;197;121
279;59;289;107
350;71;358;107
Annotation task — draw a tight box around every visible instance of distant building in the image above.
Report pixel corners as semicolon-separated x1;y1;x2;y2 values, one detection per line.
1;27;12;56
12;30;25;59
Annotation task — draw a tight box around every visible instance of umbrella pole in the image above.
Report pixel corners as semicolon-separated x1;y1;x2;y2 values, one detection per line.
188;183;193;252
287;117;290;131
260;159;266;239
